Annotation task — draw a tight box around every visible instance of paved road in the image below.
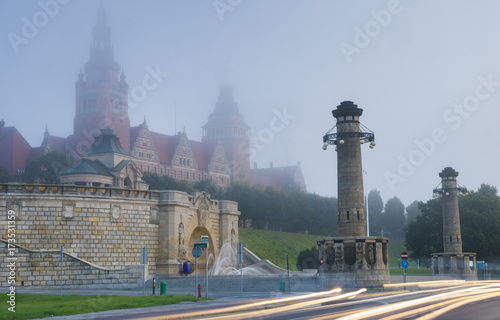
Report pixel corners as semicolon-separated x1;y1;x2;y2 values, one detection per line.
20;281;500;319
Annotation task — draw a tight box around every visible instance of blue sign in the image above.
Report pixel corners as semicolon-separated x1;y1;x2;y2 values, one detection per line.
192;246;202;258
401;260;409;268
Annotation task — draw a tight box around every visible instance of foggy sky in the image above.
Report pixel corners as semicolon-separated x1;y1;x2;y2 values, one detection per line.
2;0;500;207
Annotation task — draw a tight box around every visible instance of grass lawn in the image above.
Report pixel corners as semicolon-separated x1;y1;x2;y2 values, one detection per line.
390;266;433;276
239;228;322;271
3;293;211;320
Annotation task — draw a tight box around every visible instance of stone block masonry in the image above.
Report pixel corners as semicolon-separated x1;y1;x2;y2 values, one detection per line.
0;240;143;289
0;183;240;289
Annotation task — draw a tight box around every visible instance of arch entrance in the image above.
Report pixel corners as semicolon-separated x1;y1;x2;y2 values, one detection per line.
188;226;215;274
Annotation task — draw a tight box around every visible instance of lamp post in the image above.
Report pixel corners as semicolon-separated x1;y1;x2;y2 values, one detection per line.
363;170;369;237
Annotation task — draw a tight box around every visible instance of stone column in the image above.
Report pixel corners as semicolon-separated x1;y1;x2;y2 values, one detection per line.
332;101;366;237
439;167;462;254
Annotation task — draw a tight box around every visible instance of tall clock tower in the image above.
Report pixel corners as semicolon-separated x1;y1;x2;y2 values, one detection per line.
73;8;130;155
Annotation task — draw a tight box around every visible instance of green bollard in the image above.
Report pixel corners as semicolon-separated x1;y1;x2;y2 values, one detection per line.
160;282;167;295
279;280;285;292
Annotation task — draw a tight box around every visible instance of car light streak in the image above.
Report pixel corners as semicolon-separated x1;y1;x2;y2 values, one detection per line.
337;284;500;320
137;288;343;320
414;290;500;320
204;289;367;320
383;280;466;289
378;289;500;320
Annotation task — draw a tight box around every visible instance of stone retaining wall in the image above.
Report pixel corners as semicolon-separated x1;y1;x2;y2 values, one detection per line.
0;239;143;289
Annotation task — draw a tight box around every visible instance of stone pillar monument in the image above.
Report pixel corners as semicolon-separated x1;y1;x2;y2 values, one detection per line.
318;101;389;288
333;101;367;237
431;167;477;279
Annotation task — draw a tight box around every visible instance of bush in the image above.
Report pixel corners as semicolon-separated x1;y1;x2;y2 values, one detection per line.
296;246;319;271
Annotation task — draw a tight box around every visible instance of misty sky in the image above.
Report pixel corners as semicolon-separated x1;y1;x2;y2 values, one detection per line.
2;0;500;207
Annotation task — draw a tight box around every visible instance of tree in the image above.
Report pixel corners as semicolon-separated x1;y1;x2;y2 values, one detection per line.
406;200;421;224
0;167;18;183
23;151;73;184
459;184;500;260
142;172;194;193
383;197;406;238
193;179;222;198
367;189;384;236
405;199;442;266
405;184;500;265
296;246;319;271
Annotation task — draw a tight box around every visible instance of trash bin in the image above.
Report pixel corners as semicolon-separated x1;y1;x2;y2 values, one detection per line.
160;282;167;295
279;280;285;292
183;262;191;274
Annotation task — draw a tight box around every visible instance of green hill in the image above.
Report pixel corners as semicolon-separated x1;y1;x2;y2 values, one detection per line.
238;228;407;271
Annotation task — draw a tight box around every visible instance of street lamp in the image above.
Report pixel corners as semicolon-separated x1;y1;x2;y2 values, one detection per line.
363;170;370;237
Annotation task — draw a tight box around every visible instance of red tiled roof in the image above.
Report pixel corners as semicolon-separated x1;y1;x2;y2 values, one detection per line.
249;172;276;187
30;146;44;159
190;140;208;171
149;131;173;165
50;136;68;154
250;164;306;192
147;130;214;170
0;126;32;176
31;134;70;160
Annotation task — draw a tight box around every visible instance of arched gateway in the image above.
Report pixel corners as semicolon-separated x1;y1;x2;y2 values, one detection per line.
156;190;240;275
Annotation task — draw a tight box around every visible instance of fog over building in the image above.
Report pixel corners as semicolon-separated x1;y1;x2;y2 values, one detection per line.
0;8;306;192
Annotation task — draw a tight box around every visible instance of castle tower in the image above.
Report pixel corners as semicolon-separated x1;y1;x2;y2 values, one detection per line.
318;101;388;288
73;7;130;155
202;85;250;183
331;101;367;237
439;167;463;253
431;167;477;279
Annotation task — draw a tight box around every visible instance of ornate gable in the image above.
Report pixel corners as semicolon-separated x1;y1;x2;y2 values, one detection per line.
171;131;197;170
130;120;160;169
208;140;229;175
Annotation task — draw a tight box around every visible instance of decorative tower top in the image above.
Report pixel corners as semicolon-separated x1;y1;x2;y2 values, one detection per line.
212;85;240;116
83;127;129;156
331;101;363;120
439;167;459;179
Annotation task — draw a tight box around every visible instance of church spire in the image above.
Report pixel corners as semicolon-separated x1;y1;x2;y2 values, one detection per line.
213;85;240;116
92;6;111;52
41;124;53;154
86;6;119;76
